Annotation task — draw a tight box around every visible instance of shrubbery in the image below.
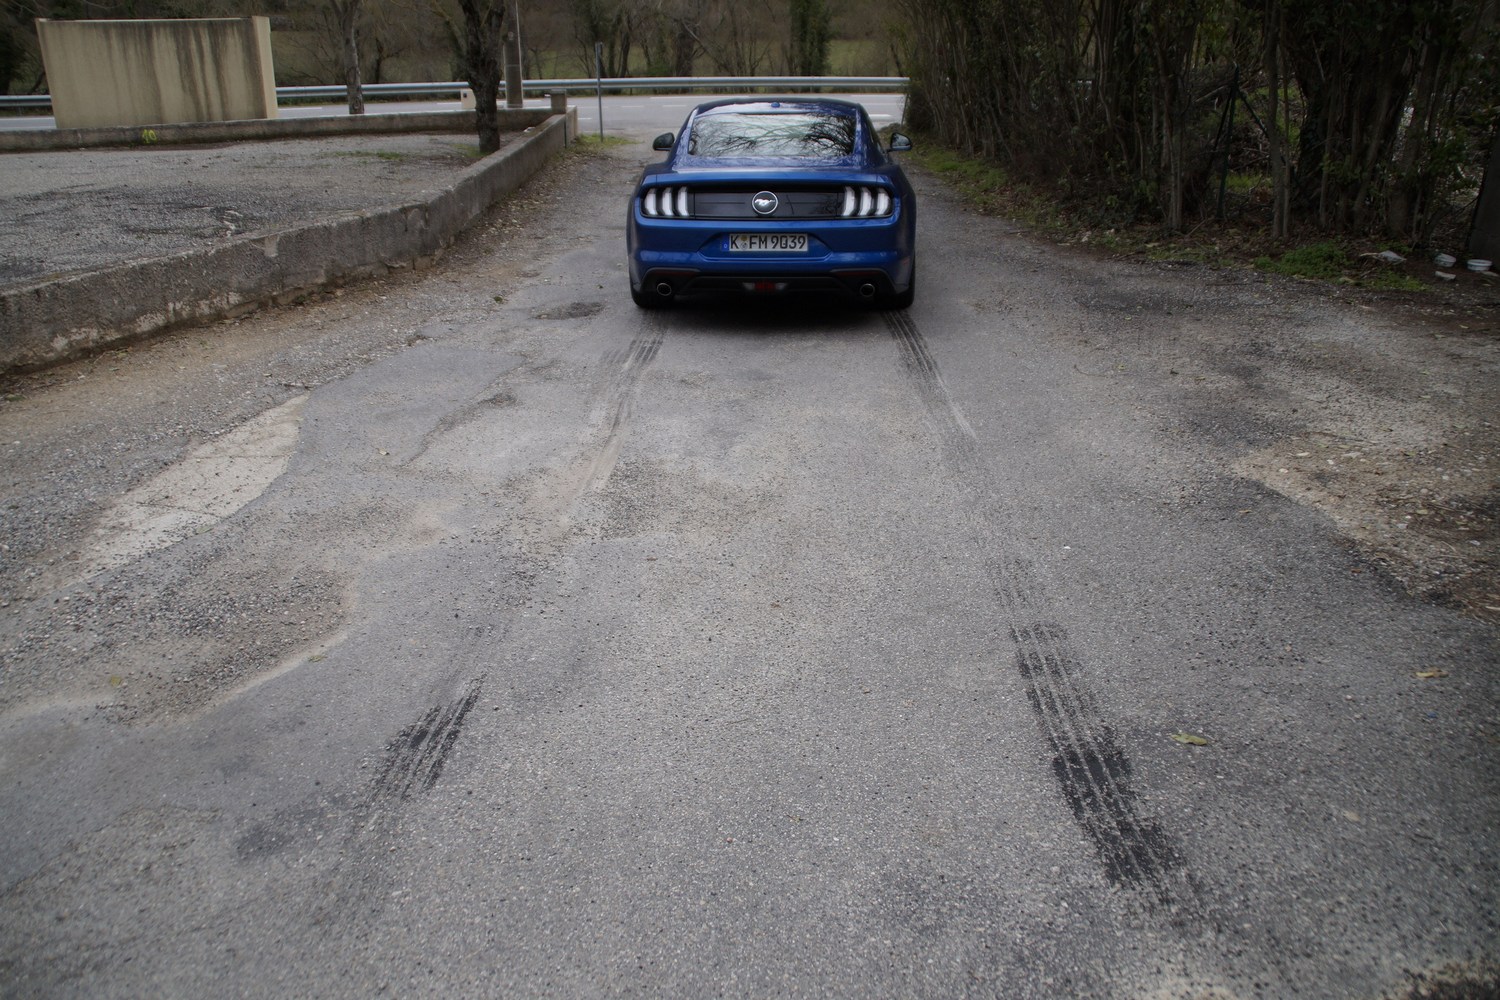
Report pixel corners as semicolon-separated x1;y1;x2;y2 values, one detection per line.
897;0;1498;244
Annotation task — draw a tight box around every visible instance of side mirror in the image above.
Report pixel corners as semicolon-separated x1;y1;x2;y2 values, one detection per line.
889;133;913;152
652;132;675;151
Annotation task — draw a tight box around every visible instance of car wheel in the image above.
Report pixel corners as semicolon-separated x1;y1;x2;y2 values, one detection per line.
880;266;915;310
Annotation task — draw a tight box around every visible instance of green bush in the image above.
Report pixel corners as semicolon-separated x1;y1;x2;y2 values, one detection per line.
1254;241;1349;279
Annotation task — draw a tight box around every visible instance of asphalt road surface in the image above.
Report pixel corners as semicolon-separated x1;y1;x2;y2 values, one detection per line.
0;137;1495;998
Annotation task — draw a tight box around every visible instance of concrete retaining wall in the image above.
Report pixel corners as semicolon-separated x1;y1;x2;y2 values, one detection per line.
0;108;554;153
37;18;277;130
0;108;577;375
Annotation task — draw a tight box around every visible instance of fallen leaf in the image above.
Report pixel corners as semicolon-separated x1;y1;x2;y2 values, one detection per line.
1171;732;1209;746
1414;669;1449;679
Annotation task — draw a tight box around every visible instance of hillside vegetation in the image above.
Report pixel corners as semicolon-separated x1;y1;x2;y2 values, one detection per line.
899;0;1498;244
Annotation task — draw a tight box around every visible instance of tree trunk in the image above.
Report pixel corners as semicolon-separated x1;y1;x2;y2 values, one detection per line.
672;18;696;76
1152;2;1200;233
1265;0;1288;239
1470;128;1500;261
459;0;505;153
333;0;364;116
789;0;830;77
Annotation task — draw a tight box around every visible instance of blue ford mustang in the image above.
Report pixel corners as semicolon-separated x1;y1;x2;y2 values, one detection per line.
627;97;916;309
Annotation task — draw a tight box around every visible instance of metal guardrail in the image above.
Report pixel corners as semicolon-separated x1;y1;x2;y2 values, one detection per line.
277;82;470;101
516;75;909;94
0;75;907;111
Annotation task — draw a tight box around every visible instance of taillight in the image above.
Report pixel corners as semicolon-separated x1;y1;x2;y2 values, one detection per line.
840;185;894;218
642;186;691;218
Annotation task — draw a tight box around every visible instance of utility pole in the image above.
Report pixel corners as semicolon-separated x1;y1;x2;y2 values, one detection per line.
504;0;523;109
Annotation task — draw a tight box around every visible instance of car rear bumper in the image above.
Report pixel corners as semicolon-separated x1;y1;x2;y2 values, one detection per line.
636;266;907;301
627;213;914;297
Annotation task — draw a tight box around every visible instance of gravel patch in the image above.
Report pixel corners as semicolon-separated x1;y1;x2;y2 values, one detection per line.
0;132;497;287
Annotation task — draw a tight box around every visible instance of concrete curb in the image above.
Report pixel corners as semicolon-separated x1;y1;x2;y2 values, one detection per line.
0;107;577;375
0;108;553;153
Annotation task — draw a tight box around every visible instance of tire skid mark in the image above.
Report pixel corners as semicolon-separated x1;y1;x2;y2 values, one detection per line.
372;680;482;802
404;386;518;468
883;309;1191;909
355;330;666;808
603;328;664;436
321;328;670;910
339;326;662;881
582;326;664;493
1014;621;1181;902
623;327;664;370
305;677;484;929
885;307;980;464
602;326;664;378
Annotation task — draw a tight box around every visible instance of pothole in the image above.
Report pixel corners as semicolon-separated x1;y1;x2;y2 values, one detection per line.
532;301;604;321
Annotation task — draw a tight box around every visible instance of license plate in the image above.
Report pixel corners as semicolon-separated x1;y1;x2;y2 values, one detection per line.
728;233;808;252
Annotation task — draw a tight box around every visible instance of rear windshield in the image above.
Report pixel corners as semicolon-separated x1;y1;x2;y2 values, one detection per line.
686;111;856;160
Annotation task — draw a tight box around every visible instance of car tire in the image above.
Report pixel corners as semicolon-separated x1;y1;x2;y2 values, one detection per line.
880;266;915;310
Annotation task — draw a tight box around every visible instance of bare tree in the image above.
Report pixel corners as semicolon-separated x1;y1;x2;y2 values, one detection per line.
329;0;365;114
428;0;507;150
455;0;506;153
572;0;634;76
788;0;831;77
669;0;702;75
681;0;775;75
1263;0;1289;238
631;0;699;76
899;0;1495;239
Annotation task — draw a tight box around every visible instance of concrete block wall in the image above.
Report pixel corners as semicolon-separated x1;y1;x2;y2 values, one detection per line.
0;108;577;374
37;17;277;130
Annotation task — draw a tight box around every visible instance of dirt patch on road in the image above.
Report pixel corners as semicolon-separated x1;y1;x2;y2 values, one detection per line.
1234;288;1499;624
0;141;617;723
1044;227;1500;627
1188;279;1497;624
920;142;1500;625
1238;426;1497;621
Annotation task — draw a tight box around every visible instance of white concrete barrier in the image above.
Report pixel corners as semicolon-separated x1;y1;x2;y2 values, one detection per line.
37;18;277;130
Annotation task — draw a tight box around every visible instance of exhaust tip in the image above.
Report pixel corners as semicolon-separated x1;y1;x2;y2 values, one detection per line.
655;282;674;298
858;283;876;299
